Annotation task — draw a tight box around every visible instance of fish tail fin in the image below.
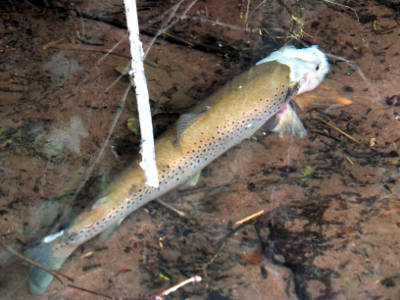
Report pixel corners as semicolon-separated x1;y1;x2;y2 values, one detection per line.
25;231;68;294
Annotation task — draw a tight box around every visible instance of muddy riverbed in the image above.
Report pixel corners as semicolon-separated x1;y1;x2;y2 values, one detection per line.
0;0;400;299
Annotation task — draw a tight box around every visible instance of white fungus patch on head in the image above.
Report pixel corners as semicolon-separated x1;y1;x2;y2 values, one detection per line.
256;45;329;94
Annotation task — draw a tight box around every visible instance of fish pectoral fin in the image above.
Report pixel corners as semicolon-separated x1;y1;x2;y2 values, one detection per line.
178;170;202;190
267;104;306;138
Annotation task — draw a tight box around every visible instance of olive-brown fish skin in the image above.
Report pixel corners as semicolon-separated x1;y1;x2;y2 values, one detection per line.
26;51;325;294
68;62;295;244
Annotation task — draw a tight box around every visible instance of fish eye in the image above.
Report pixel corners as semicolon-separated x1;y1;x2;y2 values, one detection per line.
315;65;320;71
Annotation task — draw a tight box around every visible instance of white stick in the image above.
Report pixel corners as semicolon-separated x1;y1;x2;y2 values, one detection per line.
123;0;159;187
155;275;202;299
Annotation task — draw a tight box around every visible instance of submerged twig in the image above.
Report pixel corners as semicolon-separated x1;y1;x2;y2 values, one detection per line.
0;240;120;299
0;240;74;283
244;0;251;30
74;83;131;199
43;43;130;59
42;38;64;50
66;283;113;299
156;199;186;217
154;275;202;300
322;0;359;22
326;53;382;105
315;116;360;143
234;210;265;226
144;0;198;58
180;15;247;32
344;154;354;165
202;222;249;277
144;0;184;58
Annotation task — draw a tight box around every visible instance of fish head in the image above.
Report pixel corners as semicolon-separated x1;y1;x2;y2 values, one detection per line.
257;45;330;95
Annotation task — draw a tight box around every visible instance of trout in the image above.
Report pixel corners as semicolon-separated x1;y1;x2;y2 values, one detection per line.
26;45;329;294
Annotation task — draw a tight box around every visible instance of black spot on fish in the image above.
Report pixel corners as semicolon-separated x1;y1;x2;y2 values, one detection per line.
68;233;78;242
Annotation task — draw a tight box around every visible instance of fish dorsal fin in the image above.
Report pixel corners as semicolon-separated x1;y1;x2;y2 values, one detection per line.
176;112;203;140
267;104;307;137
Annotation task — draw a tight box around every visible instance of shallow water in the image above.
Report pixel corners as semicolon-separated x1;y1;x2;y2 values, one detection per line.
1;1;400;299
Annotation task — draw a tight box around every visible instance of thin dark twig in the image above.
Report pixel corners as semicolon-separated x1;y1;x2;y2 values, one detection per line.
67;283;113;299
0;240;74;283
202;222;249;273
0;240;124;299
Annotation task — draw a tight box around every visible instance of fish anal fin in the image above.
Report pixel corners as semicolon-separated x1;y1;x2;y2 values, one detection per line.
99;217;125;240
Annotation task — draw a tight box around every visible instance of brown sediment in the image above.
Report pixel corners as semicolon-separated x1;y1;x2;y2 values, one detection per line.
1;0;400;299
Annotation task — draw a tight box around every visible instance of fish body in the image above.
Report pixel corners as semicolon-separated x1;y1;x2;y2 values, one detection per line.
26;45;329;294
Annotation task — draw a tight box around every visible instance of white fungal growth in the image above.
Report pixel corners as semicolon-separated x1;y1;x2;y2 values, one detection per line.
256;45;329;94
43;230;64;243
